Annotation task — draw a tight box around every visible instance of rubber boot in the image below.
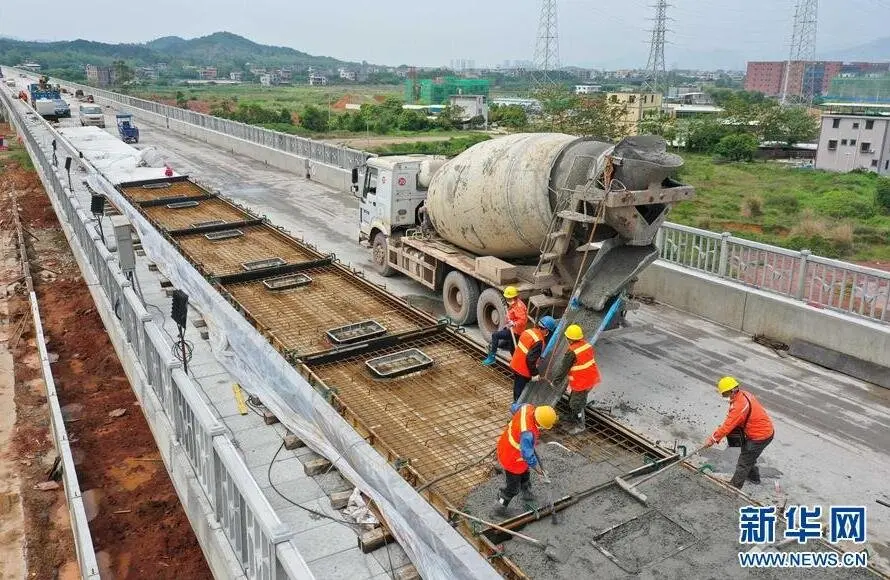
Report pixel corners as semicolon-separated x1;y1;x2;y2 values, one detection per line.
521;484;536;502
482;353;496;366
495;491;511;516
747;466;762;485
568;417;585;435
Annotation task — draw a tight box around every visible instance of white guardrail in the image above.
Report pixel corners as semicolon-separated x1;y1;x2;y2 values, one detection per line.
656;223;890;324
1;85;313;580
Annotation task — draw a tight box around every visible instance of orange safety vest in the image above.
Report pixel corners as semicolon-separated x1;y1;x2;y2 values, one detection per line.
567;340;601;392
510;328;545;378
496;404;540;475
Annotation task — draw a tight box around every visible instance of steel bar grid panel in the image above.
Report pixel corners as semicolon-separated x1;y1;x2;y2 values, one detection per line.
306;332;513;505
143;197;251;231
176;226;319;277
556;411;659;472
222;265;430;355
119;180;209;202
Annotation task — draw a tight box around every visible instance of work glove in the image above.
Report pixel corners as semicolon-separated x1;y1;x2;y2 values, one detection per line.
531;375;540;382
564;386;571;396
703;435;718;448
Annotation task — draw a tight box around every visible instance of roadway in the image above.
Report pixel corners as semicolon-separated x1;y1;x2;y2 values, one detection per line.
33;83;890;573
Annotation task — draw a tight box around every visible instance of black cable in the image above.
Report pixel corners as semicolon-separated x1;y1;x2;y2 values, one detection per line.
267;442;397;579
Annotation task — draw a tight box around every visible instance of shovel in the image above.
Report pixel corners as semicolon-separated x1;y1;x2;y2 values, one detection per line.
450;508;567;562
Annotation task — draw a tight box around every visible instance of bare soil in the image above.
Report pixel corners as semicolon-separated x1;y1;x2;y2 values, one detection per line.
1;136;212;579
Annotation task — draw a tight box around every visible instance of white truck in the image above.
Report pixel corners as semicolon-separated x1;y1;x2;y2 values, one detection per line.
352;133;695;336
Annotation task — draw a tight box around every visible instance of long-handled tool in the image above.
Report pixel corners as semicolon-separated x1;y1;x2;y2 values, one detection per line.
536;458;558;525
614;444;708;506
450;508;566;562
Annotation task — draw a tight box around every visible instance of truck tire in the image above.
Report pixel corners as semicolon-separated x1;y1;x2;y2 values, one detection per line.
477;287;507;337
372;233;396;277
442;271;480;326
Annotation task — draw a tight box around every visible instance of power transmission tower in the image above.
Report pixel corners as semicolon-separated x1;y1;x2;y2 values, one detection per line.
533;0;560;86
643;0;669;96
781;0;818;105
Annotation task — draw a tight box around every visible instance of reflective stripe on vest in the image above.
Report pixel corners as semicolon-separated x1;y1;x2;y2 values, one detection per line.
517;328;543;355
568;341;600;391
570;342;594;371
507;405;531;450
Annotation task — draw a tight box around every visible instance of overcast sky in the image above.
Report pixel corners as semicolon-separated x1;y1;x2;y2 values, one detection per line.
1;0;888;70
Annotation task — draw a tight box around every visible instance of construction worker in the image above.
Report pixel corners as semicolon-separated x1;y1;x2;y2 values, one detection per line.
552;324;601;435
482;286;527;365
704;376;775;489
508;316;557;402
496;403;557;512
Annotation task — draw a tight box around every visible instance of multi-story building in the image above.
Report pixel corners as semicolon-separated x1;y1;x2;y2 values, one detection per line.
229;71;243;81
744;61;890;98
815;104;890;174
85;64;116;87
607;91;663;136
199;67;218;80
308;74;327;86
575;85;601;94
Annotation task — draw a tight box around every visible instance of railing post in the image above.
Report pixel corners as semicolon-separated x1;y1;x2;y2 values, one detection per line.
795;249;811;300
717;232;731;277
655;227;665;253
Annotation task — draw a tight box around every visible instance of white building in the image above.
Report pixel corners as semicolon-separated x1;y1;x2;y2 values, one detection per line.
449;95;488;124
339;69;357;81
308;74;328;86
815;104;890;174
575;85;602;94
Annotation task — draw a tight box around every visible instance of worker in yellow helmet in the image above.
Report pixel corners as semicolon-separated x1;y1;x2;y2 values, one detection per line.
551;324;601;435
495;403;557;514
704;376;775;488
482;286;527;366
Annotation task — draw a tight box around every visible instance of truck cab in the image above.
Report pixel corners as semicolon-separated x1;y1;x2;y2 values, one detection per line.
355;156;432;261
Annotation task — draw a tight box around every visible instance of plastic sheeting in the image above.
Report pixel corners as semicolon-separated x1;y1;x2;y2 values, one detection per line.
81;174;500;580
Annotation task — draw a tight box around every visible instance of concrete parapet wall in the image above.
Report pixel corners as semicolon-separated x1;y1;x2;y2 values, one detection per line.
636;261;890;370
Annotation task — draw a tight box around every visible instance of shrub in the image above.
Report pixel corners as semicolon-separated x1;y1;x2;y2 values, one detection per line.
811;189;876;220
741;196;763;218
876;177;890;213
713;133;759;162
764;192;800;214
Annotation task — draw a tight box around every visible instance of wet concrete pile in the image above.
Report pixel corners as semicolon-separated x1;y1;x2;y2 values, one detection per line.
463;444;875;579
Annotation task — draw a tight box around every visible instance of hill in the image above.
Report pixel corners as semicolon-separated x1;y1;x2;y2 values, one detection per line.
0;32;356;79
823;37;890;62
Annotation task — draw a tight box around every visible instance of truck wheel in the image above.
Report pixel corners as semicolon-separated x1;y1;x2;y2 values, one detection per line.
442;271;480;326
477;287;507;337
372;233;396;277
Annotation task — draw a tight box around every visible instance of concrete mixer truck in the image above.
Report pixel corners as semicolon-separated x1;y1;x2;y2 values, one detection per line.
351;133;695;338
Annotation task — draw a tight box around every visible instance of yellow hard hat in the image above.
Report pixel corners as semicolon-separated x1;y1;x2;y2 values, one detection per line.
564;324;584;341
534;406;557;430
717;376;740;394
503;286;519;299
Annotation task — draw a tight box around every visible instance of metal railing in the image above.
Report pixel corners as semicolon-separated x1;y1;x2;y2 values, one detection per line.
0;85;314;580
27;70;370;172
657;223;890;323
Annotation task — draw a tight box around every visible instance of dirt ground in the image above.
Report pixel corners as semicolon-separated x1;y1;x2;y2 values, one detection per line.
0;132;212;579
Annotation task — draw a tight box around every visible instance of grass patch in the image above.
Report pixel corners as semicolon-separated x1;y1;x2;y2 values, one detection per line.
369;134;491;156
3;145;35;172
673;153;890;261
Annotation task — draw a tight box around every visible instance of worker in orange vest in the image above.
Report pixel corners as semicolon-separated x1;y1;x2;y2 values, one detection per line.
508;316;557;402
495;404;557;513
704;376;775;489
552;324;601;435
482;286;527;365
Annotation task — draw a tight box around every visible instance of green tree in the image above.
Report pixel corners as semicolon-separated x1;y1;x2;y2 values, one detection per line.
175;90;188;109
435;104;464;130
759;106;820;146
112;60;133;85
683;117;730;152
489;104;528;129
713;133;759;162
397;109;430;131
639;112;677;143
533;85;626;139
300;105;328;132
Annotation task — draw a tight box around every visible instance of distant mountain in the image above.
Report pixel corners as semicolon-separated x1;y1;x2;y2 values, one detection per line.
822;37;890;62
0;31;355;74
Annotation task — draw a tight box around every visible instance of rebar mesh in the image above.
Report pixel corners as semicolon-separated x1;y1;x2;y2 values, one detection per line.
222;265;430;355
119;180;208;202
143;198;249;230
177;226;318;277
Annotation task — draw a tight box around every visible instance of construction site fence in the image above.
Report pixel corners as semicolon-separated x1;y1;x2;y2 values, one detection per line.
0;87;314;580
657;222;890;324
17;69;371;172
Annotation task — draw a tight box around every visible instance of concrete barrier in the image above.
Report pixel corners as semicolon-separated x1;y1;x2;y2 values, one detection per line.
636;261;890;372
